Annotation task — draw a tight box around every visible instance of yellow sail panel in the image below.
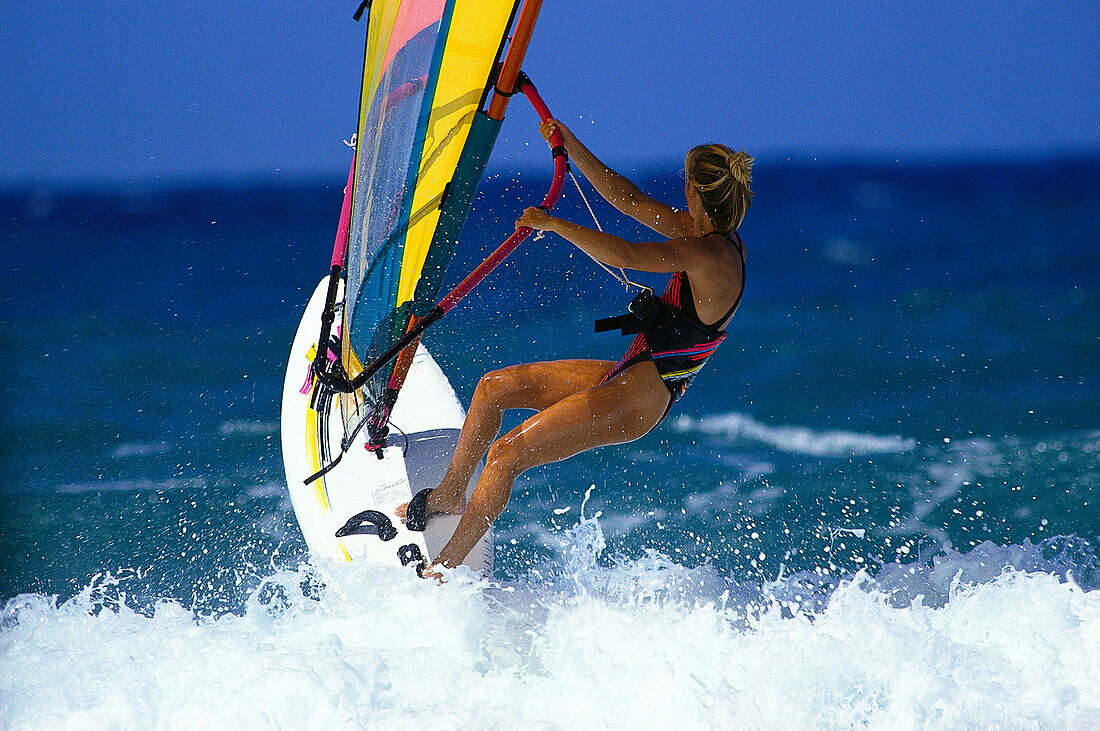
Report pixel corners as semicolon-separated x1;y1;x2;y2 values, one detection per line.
395;0;518;306
358;1;403;136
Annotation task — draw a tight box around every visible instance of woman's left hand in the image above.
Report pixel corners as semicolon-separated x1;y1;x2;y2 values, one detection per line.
516;206;553;232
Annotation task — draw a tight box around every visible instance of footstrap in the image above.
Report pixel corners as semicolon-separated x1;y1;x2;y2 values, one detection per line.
335;509;397;541
397;543;428;576
405;488;434;532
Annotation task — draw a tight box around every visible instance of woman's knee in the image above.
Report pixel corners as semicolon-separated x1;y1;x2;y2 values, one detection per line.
472;368;509;405
473;366;533;410
484;437;525;480
473;439;523;515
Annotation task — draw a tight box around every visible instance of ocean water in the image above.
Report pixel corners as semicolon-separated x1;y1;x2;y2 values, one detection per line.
1;158;1098;727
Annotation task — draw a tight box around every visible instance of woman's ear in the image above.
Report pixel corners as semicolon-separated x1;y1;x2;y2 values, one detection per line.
685;181;702;215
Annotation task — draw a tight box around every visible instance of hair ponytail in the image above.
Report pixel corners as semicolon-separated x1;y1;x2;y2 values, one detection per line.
686;144;754;232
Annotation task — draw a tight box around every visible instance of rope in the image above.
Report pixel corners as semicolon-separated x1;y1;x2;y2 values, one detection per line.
567;168;646;291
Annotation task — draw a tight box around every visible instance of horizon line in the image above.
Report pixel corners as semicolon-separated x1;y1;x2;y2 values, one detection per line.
3;148;1098;195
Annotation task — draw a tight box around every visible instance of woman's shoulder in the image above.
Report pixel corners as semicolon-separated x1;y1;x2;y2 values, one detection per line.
687;232;743;284
656;210;695;239
692;230;743;261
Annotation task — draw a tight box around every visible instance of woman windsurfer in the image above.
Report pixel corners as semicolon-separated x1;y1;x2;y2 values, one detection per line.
398;120;753;578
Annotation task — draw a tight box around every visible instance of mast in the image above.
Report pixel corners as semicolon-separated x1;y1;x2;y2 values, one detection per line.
487;0;545;120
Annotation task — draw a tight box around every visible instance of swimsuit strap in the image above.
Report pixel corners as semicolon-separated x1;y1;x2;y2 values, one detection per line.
693;230;746;329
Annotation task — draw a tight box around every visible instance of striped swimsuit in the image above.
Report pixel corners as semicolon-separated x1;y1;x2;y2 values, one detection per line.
600;231;745;417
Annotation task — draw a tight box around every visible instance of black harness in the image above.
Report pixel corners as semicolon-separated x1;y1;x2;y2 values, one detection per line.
594;231;744;344
594;286;722;342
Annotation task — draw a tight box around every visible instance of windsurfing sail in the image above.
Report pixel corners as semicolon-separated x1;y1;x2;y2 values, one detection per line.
301;0;566;485
340;0;521;440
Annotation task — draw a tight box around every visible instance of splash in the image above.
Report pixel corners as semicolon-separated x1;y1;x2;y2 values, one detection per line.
3;518;1099;728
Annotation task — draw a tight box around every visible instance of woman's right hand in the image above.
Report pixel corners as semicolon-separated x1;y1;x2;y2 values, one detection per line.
539;118;575;149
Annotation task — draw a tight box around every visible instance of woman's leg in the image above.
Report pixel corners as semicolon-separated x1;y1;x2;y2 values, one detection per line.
411;359;615;516
430;360;670;568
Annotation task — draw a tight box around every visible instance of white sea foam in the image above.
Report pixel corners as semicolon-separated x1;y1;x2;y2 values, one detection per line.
592;511;650;536
673;412;916;457
242;481;289;499
110;442;170;459
54;478;206;494
684;481;785;517
3;521;1098;729
890;438;1007;546
218;420;279;436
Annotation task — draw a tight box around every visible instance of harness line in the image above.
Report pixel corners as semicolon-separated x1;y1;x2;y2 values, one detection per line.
567;167;647;291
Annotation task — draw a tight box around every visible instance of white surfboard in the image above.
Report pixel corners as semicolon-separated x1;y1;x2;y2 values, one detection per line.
280;277;493;574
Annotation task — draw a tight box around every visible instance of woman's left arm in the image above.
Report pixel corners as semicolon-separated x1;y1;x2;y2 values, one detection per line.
517;207;700;274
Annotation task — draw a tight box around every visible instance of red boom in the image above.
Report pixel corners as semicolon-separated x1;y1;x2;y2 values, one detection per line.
438;80;565;314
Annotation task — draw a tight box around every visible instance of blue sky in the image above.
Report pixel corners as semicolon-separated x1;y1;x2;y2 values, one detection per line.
2;1;1097;185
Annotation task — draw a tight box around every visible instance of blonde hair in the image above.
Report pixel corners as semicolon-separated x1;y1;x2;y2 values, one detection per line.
685;144;754;232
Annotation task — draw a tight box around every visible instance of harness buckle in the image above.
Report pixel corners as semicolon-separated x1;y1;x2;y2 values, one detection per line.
595;288;656;335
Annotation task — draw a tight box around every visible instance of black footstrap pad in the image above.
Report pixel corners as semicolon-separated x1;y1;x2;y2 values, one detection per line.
335;510;397;542
398;543;427;577
405;488;434;532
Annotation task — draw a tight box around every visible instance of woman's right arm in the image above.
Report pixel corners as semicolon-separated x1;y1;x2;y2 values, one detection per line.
542;120;692;239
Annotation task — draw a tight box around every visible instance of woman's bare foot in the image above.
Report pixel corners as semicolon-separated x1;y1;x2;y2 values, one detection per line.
394;490;465;522
419;563;444;582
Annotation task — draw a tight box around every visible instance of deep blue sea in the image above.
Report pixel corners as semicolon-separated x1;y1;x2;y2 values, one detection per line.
2;158;1098;727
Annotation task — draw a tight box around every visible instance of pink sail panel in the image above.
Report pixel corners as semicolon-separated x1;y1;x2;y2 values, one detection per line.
382;0;446;71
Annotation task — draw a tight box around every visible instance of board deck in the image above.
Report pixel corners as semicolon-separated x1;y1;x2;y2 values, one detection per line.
280;277;492;573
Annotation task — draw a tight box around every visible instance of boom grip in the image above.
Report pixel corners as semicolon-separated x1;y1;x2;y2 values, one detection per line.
437;79;564;315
